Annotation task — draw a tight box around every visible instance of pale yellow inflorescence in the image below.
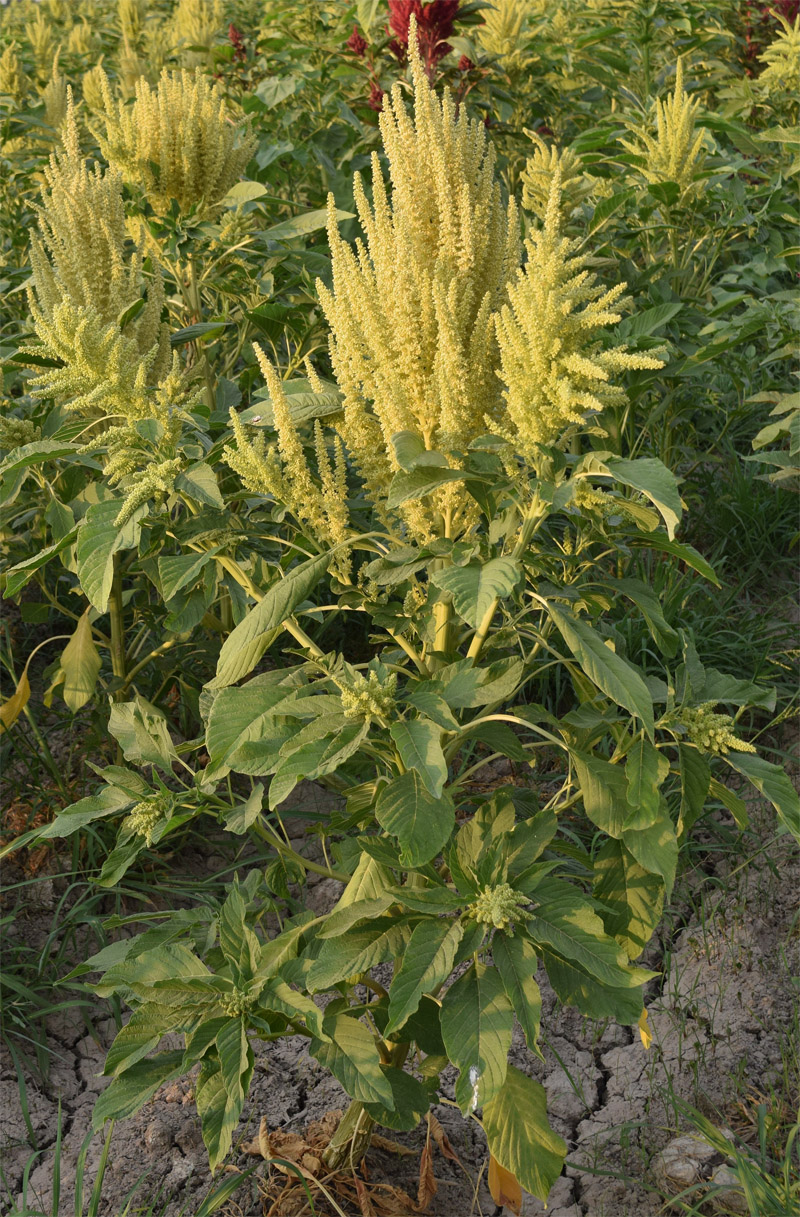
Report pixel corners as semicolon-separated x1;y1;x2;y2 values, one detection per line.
0;416;41;450
476;0;532;60
620;58;707;202
317;24;520;542
0;43;27;104
127;792;174;846
495;166;666;455
170;0;225;66
40;52;68;129
93;67;256;216
224;346;352;578
676;704;756;755
341;670;398;722
521;132;594;223
758;14;800;106
469;882;530;933
118;0;148;47
25;7;54;79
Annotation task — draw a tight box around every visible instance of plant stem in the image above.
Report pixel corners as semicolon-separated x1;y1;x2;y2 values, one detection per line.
321;1101;376;1172
109;554;127;700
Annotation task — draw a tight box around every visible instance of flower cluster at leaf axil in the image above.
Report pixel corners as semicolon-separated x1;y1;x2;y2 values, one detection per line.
126;792;174;846
469;882;530;932
221;986;257;1017
341;670;398;722
674;704;756;755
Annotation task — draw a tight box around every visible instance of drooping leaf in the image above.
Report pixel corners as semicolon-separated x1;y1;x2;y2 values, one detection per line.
593;839;665;959
622;808;679;897
482;1066;566;1204
59;608;101;712
76;499;146;613
307;918;411;991
390;719;447;798
430;558;521;628
311;1013;395;1108
492;936;542;1054
108;695;178;771
724;752;800;843
440;962;513;1113
92;1051;184;1129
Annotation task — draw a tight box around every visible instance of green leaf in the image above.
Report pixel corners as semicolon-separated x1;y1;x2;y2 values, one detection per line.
593;839;665;959
311;1013;395;1108
677;745;710;838
622;808;679;898
482;1066;566;1204
606;577;679;657
307;918;411;991
547;604;654;737
104;1004;188;1077
492;936;542;1054
59;608;101;712
318;896;396;939
170;321;232;346
527;897;647;990
441;656;524;710
624;738;669;830
543;950;646;1022
214;553;329;688
724;753;800;843
268;720;368;808
92;1051;184;1129
222;180;269;205
205;676;294;779
572;752;629;838
375;771;455;867
37;786;134;839
625;532;720;586
216;1018;250;1104
261;980;328;1041
76;500;146;613
362;1068;434;1131
387;466;466;509
430;558;521;628
262;207;354;241
390;719;447;798
603;457;682;539
158;550;219;602
441;962;513;1113
108;695;178;771
255;74;299;107
4;529;78;598
97;837;146;888
174;463;224;509
386;918;463;1034
333;852;395;908
588;186;636;234
623;302;683;337
0;439;79;477
708;776;748;831
196;1060;246;1173
224;784;264;834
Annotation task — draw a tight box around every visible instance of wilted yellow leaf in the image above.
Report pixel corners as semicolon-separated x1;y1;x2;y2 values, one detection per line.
638;1006;652;1050
0;666;31;732
488;1154;523;1215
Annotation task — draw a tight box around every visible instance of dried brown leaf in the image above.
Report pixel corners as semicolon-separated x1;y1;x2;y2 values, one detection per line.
427;1113;461;1165
488;1154;522;1215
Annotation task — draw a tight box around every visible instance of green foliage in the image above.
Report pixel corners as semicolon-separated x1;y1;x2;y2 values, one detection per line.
1;0;797;1210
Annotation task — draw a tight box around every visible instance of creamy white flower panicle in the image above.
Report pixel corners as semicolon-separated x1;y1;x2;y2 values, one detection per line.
620;58;707;202
317;18;520;541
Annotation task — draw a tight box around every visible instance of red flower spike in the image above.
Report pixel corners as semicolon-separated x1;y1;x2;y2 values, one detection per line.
387;1;461;73
368;81;385;111
458;54;474;71
347;25;368;56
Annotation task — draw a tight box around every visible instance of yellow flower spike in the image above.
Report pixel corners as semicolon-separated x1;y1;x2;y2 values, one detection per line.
638;1007;652;1050
620;58;708;203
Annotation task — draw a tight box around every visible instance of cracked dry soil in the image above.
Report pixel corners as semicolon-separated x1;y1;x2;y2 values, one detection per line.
2;788;798;1217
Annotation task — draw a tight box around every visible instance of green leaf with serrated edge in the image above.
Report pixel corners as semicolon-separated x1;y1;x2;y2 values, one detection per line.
0;439;80;477
217;1018;250;1105
441;962;513;1113
492;936;542;1055
37;786;134;839
363;1068;435;1131
311;1013;395;1108
593;839;665;960
158;550;220;601
707;776;748;831
76;499;146;613
332;853;394;909
104;1004;188;1077
572;752;629;838
482;1066;566;1204
625;739;669;830
375;771;455;867
196;1058;249;1173
389;719;447;798
430;557;521;628
542;951;647;1023
527;898;649;989
724;753;800;843
387;918;463;1034
307;918;411;991
261;980;328;1041
213;552;329;688
92;1051;184;1129
59;608;101;712
700;669;776;712
387;465;466;509
622;809;678;899
546;604;654;737
108;695;178;770
318;896;396;938
677;746;711;838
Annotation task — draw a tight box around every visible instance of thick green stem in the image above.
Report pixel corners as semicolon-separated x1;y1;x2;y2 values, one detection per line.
109;555;127;700
321;1101;376;1171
